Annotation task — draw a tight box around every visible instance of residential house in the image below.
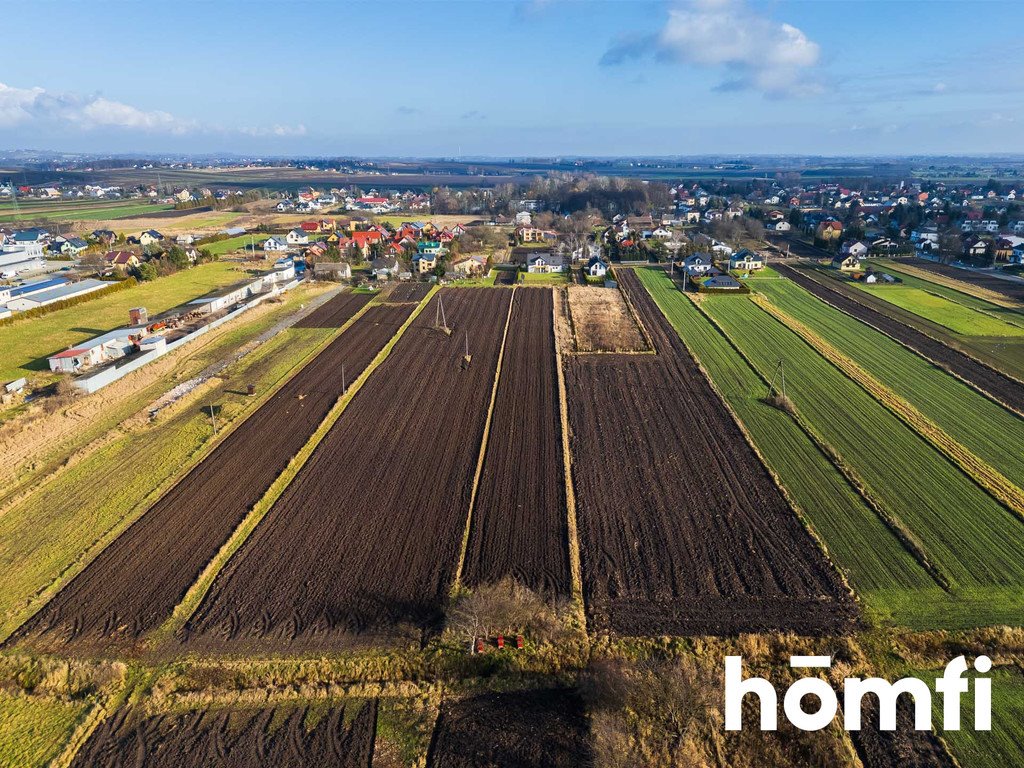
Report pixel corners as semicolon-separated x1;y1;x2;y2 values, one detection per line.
683;253;714;276
586;255;608;278
104;250;140;270
816;220;844;241
729;249;764;271
139;229;164;247
832;253;862;272
703;275;743;290
313;262;352;281
371;256;401;279
452;254;487;276
840;240;869;258
412;252;437;274
263;236;289;252
526;252;565;274
286;228;309;246
60;237;89;257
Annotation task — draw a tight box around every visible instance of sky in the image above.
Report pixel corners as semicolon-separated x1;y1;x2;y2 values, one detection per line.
1;0;1022;157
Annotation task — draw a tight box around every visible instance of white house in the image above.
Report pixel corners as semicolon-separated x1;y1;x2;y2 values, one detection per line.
263;236;289;252
586;256;608;278
729;250;764;271
286;229;309;246
683;253;714;275
526;252;565;274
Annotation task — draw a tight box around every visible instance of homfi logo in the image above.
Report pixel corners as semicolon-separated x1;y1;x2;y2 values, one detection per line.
724;655;992;732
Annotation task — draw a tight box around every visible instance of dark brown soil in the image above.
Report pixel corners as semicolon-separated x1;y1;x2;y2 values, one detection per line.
463;288;571;596
427;688;591;768
294;291;370;328
564;269;855;636
385;282;432;303
8;302;414;653
494;270;519;286
70;702;376;767
182;289;512;650
849;696;954;768
776;263;1024;413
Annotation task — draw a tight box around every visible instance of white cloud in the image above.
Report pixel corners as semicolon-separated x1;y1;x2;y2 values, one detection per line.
602;0;822;98
0;82;197;133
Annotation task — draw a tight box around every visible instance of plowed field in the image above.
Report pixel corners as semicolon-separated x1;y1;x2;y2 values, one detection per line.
564;269;853;636
70;702;377;768
462;289;570;596
183;289;512;649
294;291;370;328
10;302;415;651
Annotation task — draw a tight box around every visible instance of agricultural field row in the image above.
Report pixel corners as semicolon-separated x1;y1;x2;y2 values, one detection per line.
633;268;943;624
698;287;1024;628
752;278;1024;493
567;270;852;636
876;260;1024;317
0;295;352;643
0;202;174;223
778;264;1024;410
851;269;1024;337
10;292;425;651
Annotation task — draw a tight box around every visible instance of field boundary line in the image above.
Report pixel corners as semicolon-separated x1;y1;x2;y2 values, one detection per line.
752;293;1024;524
913;285;1024;331
688;290;952;591
782;264;1024;414
45;699;108;768
451;287;517;594
153;287;439;644
0;294;372;644
552;288;586;621
882;259;1024;311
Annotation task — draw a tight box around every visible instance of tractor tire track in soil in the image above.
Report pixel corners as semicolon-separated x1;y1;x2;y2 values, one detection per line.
462;288;571;597
70;701;377;768
183;289;512;650
426;688;591;768
565;269;854;636
294;290;370;328
9;300;414;652
776;263;1024;413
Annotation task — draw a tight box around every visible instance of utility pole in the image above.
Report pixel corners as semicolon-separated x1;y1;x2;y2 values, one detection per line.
341;362;346;394
208;402;218;434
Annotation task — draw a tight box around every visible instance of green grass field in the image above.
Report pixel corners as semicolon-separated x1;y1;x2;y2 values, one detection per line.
696;287;1024;628
203;233;266;256
635;269;943;624
754;279;1024;485
0;261;242;382
853;278;1024;337
933;667;1024;768
520;271;568;285
0;320;337;641
0;692;87;767
0;202;174;223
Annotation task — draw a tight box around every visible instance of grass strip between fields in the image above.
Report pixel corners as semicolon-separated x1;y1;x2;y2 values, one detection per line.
451;287;517;595
751;293;1024;524
151;287;439;645
0;290;366;644
681;289;951;593
552;289;586;619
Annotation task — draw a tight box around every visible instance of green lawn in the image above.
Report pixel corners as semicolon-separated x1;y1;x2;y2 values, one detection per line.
203;233;265;256
520;271;568;285
853;279;1024;337
754;279;1024;485
0;692;87;767
0;261;242;382
697;287;1024;628
933;667;1024;768
635;268;945;627
0;321;337;640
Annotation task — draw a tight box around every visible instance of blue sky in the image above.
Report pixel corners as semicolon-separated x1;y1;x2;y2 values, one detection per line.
1;0;1022;156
